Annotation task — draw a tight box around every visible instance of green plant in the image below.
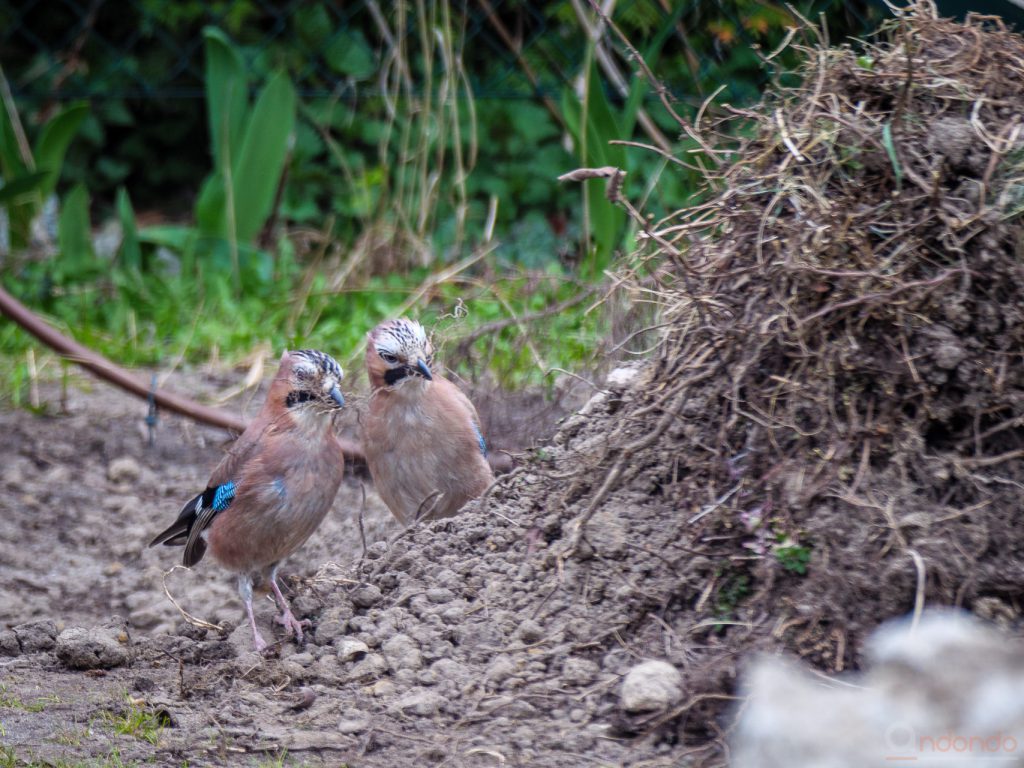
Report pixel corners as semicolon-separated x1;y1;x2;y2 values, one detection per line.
0;684;60;713
0;73;87;251
775;540;812;575
713;571;751;619
99;699;166;746
136;27;297;294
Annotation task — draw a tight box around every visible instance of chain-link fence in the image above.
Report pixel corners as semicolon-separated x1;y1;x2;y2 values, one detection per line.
0;0;881;213
1;0;878;103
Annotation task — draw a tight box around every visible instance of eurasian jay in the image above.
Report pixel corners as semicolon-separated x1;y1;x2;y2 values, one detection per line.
150;349;346;653
362;318;494;524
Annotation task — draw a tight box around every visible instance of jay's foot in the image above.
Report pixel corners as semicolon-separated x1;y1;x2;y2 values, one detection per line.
275;608;311;643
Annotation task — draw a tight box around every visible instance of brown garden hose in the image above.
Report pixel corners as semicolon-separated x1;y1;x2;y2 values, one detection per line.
0;285;366;464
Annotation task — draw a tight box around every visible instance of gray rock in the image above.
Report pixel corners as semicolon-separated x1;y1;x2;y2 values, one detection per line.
393;689;446;717
351;584;383;608
0;630;20;656
107;457;142;484
313;603;354;646
621;660;683;713
346;653;387;683
338;713;371;734
13;619;57;652
562;657;600;686
426;587;455;604
336;637;370;662
382;633;423;672
517;619;544;644
56;622;132;670
485;654;516;685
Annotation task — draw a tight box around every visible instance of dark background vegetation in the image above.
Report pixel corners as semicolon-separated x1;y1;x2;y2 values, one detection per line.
0;0;878;401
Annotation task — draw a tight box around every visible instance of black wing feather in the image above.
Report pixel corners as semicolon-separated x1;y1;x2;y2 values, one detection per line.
148;486;227;567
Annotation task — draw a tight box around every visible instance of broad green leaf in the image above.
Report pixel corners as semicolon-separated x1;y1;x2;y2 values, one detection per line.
230;69;296;242
0;171;48;204
116;187;142;272
0;88;29;183
324;29;375;78
584;69;624;169
203;27;247;172
34;102;89;198
138;224;197;251
195;172;227;236
58;184;93;275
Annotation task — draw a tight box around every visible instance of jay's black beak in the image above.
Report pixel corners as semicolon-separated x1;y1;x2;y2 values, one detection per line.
329;386;346;408
416;359;433;380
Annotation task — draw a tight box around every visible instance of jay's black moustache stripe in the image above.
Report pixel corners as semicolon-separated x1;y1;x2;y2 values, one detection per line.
286;390;316;408
384;367;409;386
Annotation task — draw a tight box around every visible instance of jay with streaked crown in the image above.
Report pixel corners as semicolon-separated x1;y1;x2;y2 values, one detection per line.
150;349;346;653
363;318;495;524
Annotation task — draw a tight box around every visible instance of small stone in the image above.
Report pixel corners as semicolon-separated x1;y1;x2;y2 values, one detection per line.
440;605;465;624
0;630;20;657
562;657;600;686
367;679;396;697
56;622;132;670
290;652;315;667
426;588;455;604
338;713;370;734
13;619;57;652
337;638;370;662
606;365;640;389
382;633;423;672
351;584;383;609
393;689;445;717
486;655;516;685
346;653;387;683
108;457;142;484
517;619;544;644
621;660;683;713
278;660;306;681
314;603;354;646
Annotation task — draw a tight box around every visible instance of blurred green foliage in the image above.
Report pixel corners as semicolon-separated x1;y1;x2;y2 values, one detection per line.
0;0;878;401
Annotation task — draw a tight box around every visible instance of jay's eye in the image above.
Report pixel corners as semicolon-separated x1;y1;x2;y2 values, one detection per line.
380;352;398;364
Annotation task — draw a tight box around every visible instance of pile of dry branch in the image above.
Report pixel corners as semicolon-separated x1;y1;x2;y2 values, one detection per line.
523;0;1024;743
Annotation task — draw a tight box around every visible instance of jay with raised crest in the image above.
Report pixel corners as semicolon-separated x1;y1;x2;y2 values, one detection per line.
362;318;495;524
149;349;346;653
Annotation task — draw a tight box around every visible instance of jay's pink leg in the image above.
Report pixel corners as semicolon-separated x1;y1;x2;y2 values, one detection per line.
238;575;269;653
269;566;310;643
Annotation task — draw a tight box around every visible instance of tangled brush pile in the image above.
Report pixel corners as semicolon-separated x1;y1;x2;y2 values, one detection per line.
532;0;1024;722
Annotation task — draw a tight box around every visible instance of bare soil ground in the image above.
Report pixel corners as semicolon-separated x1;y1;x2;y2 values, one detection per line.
0;368;685;768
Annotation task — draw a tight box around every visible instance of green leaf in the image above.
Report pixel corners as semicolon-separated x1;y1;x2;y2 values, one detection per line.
33;102;88;199
324;30;375;78
881;122;903;190
0;98;27;182
116;187;142;272
230;69;296;242
0;171;48;204
203;27;248;172
138;224;197;251
195;172;227;236
58;183;94;274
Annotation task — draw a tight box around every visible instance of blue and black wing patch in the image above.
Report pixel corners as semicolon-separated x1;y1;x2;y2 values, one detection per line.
472;421;488;457
149;481;236;567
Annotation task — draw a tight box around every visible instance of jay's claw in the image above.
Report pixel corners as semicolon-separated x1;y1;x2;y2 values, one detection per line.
275;610;311;643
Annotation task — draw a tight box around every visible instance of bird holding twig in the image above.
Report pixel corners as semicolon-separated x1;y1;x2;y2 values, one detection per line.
149;349;347;653
362;318;494;525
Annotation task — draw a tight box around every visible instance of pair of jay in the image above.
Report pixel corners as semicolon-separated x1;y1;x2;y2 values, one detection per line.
149;318;494;652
